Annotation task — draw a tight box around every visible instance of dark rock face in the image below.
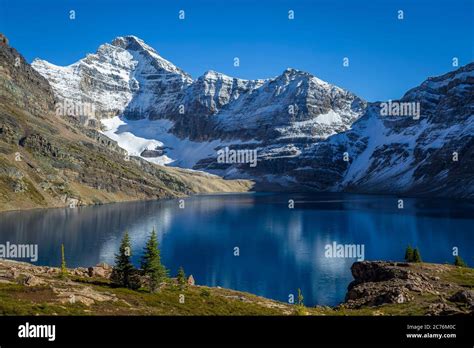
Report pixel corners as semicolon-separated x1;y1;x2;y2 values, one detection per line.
0;45;56;117
140;149;164;158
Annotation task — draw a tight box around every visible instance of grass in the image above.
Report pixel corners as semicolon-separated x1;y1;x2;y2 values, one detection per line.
0;284;87;315
439;266;474;288
0;280;287;316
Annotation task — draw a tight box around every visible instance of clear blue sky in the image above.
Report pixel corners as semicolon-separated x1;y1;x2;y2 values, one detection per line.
1;0;472;101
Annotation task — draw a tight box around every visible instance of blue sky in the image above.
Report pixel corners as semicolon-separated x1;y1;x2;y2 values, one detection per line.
1;0;472;101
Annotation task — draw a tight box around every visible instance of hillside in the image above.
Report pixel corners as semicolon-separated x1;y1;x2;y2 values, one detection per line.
0;43;252;212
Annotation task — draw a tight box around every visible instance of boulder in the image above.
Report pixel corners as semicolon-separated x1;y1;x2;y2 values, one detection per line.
22;274;45;286
87;263;113;279
187;275;195;286
449;290;474;307
427;303;464;316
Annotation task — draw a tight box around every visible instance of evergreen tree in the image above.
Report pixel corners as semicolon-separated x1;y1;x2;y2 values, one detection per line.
404;245;414;262
177;266;186;287
413;248;422;263
111;231;135;288
141;228;168;292
454;255;467;267
294;288;305;315
60;243;67;277
297;288;304;306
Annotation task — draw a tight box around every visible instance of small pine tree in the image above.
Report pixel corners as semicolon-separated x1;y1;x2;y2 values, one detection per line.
111;231;135;288
141;228;168;292
294;288;305;315
177;266;186;287
404;245;414;262
297;288;304;306
413;248;422;263
454;255;467;267
60;244;67;277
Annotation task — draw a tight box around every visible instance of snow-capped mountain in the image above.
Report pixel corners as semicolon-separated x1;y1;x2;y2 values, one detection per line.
32;36;474;198
342;62;474;197
32;36;192;123
279;62;474;197
32;35;365;165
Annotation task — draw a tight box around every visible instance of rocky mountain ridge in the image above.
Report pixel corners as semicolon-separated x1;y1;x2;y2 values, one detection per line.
31;36;474;198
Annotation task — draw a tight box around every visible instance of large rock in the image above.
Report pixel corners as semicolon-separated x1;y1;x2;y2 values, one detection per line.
449;289;474;308
87;263;113;279
345;262;428;308
187;275;195;286
22;274;45;287
349;261;410;285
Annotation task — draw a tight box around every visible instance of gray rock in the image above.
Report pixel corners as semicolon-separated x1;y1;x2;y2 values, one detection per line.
187;275;195;286
449;290;474;306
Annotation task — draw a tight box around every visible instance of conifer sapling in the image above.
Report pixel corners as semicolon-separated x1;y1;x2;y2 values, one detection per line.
141;228;168;292
111;231;135;288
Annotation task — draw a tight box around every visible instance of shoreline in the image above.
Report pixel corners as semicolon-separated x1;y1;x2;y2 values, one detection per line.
0;190;261;215
2;188;473;215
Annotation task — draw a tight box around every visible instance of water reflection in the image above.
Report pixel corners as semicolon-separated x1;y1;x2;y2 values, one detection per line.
0;193;472;306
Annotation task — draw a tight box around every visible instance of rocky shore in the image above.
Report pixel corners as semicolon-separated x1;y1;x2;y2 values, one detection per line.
0;259;472;315
342;261;474;315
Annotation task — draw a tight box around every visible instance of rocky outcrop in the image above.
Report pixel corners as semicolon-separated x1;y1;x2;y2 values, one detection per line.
343;261;473;315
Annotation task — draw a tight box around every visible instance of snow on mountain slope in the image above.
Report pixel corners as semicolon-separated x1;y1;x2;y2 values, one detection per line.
169;70;266;140
182;70;265;114
111;36;192;120
308;63;474;197
101;116;260;168
214;68;364;140
32;44;137;119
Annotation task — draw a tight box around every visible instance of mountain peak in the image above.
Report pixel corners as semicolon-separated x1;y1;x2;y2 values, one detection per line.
111;35;155;53
109;35;192;81
201;70;235;81
283;67;303;74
